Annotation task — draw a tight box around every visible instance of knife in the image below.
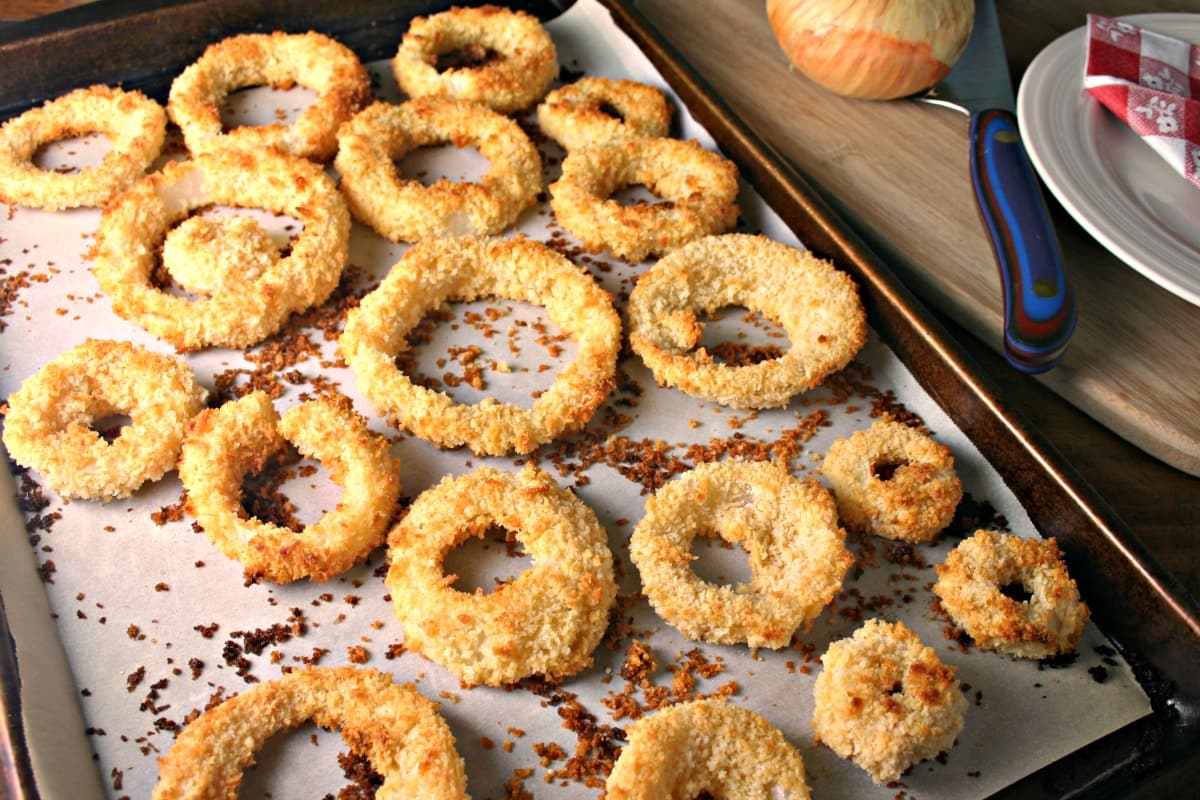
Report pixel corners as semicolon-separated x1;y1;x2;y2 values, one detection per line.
919;0;1077;373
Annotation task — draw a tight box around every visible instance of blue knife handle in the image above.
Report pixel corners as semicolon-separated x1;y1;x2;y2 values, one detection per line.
969;108;1077;373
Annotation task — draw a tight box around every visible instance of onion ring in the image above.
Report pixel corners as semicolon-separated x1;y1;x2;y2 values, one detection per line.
334;97;541;242
604;698;811;800
932;529;1090;659
160;214;279;296
812;618;967;784
820;419;963;543
179;391;400;584
627;234;867;408
167;30;370;161
392;5;558;114
385;463;617;687
1;338;205;501
90;147;350;351
151;666;468;800
536;76;671;151
338;235;621;456
0;85;165;210
628;459;852;649
548;136;740;261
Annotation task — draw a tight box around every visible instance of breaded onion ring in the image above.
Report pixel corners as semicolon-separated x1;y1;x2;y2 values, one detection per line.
821;419;963;543
1;339;205;501
90;148;350;351
385;464;617;687
536;76;671;151
152;666;468;800
549;136;740;261
179;392;400;584
167;30;369;161
334;97;541;242
392;5;557;114
605;698;811;800
628;234;867;408
812;618;967;784
339;235;620;456
628;459;852;649
933;529;1090;659
0;85;165;210
160;215;278;296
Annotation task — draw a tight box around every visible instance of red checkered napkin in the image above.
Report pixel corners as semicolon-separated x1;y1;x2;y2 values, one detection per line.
1084;14;1200;188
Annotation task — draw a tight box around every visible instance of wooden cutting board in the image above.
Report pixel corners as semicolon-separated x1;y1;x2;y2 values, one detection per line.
634;0;1200;476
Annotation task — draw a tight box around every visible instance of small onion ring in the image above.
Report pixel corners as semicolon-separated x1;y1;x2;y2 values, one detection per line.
0;338;206;501
812;618;967;784
536;76;671;151
167;30;370;161
605;698;811;800
628;459;853;649
548;136;740;261
334;97;542;242
627;233;867;408
338;235;621;456
385;463;617;687
0;85;165;210
151;666;468;800
90;147;350;351
179;391;401;584
932;529;1091;659
160;215;279;296
820;419;963;543
392;5;558;114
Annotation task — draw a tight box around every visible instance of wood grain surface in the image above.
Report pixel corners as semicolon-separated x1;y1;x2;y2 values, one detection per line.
630;0;1200;599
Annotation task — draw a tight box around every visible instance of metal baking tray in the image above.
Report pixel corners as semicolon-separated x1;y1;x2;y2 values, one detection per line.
1;1;1197;798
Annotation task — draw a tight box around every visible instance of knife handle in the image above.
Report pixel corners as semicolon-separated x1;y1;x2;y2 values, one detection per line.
969;108;1077;373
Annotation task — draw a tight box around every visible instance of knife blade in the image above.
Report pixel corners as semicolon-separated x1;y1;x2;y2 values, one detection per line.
919;0;1077;373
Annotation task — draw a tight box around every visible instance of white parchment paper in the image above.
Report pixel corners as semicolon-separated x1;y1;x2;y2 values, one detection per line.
0;2;1150;798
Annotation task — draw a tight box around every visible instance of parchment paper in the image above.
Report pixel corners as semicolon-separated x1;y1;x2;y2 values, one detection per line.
0;1;1150;798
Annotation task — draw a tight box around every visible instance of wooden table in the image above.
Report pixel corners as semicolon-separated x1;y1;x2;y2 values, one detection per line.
630;0;1200;603
3;0;1196;601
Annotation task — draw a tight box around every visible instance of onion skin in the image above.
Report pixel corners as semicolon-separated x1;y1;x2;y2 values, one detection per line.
766;0;975;100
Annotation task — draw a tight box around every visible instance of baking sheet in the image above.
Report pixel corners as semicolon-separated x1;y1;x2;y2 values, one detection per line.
0;1;1153;798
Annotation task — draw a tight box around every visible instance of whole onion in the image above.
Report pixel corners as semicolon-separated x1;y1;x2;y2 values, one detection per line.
766;0;975;100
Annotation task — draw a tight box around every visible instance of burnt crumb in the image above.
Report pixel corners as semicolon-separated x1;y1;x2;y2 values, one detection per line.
193;622;219;639
125;666;146;693
1088;665;1109;684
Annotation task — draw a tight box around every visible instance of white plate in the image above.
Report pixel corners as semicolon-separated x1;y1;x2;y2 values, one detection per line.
1017;13;1200;307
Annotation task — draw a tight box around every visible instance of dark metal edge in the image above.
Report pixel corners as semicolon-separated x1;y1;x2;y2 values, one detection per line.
600;0;1200;797
1;591;36;800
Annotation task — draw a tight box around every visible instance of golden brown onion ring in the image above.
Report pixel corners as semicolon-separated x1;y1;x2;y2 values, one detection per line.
627;234;866;408
151;666;468;800
812;618;967;784
821;419;963;543
605;698;811;800
90;148;350;351
0;85;165;210
160;214;279;296
385;464;617;687
392;5;558;114
179;391;400;584
933;529;1090;659
549;136;740;261
628;458;852;649
338;235;620;456
536;76;671;151
1;338;205;501
167;31;369;161
334;97;541;242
